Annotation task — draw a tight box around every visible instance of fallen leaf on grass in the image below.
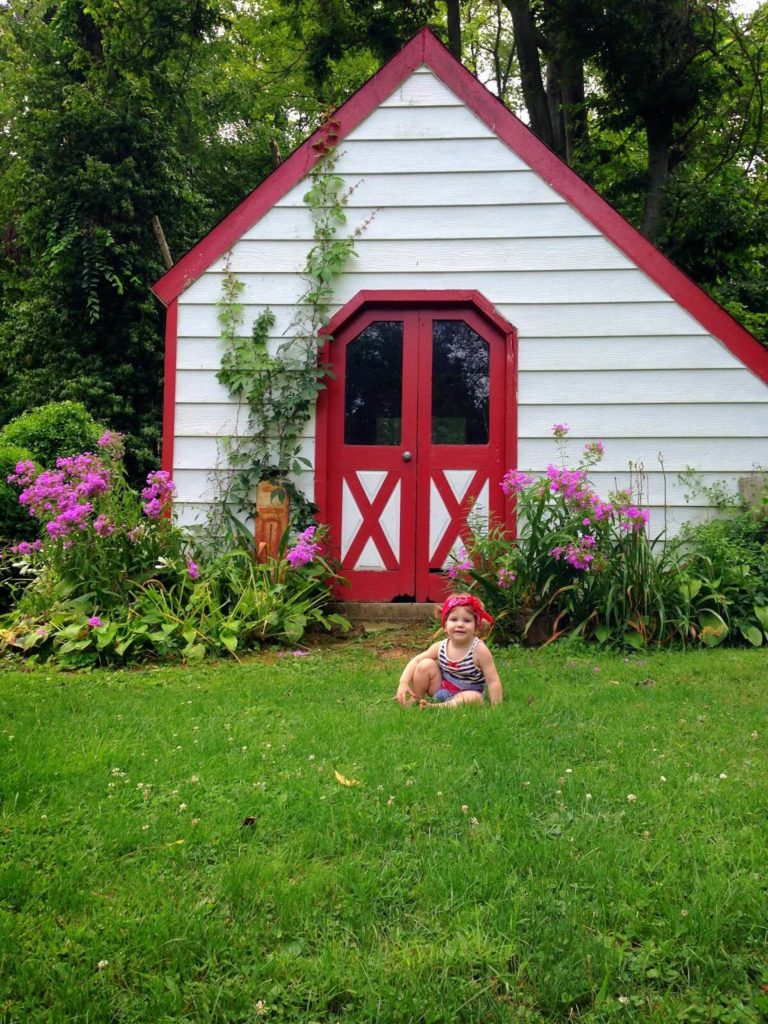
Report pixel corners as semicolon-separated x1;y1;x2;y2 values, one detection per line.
334;770;361;787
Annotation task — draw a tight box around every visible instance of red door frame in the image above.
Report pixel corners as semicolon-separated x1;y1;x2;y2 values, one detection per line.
315;290;518;601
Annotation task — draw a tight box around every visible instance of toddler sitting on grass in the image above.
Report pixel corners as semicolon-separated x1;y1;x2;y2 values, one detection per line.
395;593;503;708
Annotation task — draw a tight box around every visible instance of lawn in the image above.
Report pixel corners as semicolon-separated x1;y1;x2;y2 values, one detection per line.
1;636;767;1023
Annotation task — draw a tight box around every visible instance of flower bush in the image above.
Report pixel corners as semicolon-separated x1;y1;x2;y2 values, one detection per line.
0;435;348;667
449;426;698;648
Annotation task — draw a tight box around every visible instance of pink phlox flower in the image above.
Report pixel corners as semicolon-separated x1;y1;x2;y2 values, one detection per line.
583;440;605;463
497;567;517;588
7;460;37;487
9;539;43;555
93;514;115;537
286;526;321;567
618;505;649;532
97;431;125;457
87;616;103;628
46;503;93;538
141;470;175;519
552;423;570;438
447;542;472;580
187;559;200;580
546;465;587;500
501;469;534;496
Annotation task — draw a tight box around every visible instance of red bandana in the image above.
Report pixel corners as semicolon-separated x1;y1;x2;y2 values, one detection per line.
440;594;494;628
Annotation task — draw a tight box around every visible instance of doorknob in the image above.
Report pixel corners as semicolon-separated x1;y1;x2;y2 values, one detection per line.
402;450;413;462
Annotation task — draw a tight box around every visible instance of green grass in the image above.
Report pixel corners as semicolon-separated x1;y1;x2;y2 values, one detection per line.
1;636;767;1023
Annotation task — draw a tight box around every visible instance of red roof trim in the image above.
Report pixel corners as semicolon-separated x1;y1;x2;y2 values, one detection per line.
161;298;177;476
153;27;768;384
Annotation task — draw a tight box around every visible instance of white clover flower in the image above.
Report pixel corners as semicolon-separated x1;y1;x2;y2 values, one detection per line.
659;775;667;782
719;772;728;780
461;804;469;813
627;793;637;803
97;960;109;971
585;793;592;801
179;803;188;812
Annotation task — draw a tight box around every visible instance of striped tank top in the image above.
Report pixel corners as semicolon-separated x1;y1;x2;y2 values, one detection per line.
438;637;485;692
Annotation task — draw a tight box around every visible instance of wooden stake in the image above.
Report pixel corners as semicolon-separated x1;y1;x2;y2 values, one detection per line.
151;215;173;270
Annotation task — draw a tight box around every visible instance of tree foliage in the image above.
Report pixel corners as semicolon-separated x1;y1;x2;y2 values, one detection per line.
0;0;764;476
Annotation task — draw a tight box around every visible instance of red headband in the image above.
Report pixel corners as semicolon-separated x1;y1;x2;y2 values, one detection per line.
440;594;494;627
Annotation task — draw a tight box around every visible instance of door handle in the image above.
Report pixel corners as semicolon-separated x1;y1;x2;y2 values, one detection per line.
402;451;413;462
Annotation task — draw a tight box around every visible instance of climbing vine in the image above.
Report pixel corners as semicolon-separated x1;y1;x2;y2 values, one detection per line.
214;121;370;522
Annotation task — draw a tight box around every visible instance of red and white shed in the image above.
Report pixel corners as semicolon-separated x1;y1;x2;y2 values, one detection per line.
152;28;768;603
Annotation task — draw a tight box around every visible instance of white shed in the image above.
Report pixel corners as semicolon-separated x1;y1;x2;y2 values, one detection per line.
152;28;768;603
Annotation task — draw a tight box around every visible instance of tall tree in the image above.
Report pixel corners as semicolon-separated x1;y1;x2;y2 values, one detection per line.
0;0;238;473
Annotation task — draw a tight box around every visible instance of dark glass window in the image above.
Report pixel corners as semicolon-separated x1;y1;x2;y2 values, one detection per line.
344;321;403;445
431;320;489;444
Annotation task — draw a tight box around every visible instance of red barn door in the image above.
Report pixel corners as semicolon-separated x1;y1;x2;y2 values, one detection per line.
317;292;516;602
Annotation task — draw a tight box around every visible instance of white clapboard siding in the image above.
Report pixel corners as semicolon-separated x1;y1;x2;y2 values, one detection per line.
179;333;740;373
518;336;742;371
333;137;531;173
517;436;767;471
242;204;599;242
169;65;768;535
275;170;562;208
178;299;702;340
191;269;658;307
173;433;314;470
173;468;314;505
519;368;768;405
208;238;635;276
343;104;493;141
379;68;465;106
175;403;317;440
517;404;761;438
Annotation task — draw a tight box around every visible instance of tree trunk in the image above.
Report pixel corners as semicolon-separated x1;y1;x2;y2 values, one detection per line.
446;0;462;59
502;0;556;152
642;115;674;242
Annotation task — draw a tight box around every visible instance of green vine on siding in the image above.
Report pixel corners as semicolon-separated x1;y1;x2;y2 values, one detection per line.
214;122;371;521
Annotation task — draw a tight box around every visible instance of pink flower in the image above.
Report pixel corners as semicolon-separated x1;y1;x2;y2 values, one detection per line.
552;423;570;438
141;471;175;519
187;560;200;580
286;527;321;567
88;616;103;628
501;469;534;496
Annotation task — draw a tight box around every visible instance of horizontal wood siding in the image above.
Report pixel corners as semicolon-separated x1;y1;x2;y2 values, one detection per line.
172;65;768;533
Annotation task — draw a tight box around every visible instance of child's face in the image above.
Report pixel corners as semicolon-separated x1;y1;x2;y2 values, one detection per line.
445;606;477;640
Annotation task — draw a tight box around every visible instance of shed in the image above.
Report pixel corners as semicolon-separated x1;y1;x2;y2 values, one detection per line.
152;28;768;603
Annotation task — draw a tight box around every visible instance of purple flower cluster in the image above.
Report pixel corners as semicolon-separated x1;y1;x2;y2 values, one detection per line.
618;505;650;532
187;559;200;580
8;539;43;556
97;431;125;459
549;533;598;571
552;423;570;439
447;542;473;580
497;567;517;588
286;526;321;567
501;469;534;496
141;471;175;519
8;454;111;539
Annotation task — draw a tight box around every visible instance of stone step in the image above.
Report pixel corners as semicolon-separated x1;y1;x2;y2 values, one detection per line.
332;602;439;626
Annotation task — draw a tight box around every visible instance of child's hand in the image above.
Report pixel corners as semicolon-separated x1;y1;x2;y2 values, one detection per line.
395;683;416;706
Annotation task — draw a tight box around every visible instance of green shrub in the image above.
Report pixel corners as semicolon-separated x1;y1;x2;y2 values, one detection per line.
0;436;348;667
0;445;40;544
0;400;106;468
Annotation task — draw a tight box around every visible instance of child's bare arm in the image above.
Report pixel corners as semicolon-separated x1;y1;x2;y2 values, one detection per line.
475;642;503;705
396;642;440;704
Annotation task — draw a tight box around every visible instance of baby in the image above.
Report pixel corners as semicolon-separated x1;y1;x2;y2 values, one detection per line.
395;593;503;707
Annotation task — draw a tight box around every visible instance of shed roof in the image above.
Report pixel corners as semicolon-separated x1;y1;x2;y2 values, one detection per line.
152;27;768;384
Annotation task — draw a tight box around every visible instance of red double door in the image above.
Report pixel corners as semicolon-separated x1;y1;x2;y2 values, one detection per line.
318;296;514;602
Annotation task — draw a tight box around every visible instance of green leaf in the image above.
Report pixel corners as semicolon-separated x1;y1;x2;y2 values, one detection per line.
595;624;612;644
739;624;763;647
753;606;768;631
623;631;645;650
220;632;238;653
698;610;728;647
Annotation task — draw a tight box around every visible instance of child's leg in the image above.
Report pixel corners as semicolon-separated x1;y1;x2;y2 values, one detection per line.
411;658;442;701
420;689;483;709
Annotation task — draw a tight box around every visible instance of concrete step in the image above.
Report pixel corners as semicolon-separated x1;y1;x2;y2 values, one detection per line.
332;602;439;627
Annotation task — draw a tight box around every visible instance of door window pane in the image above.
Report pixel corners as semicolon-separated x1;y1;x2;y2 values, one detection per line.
431;320;489;444
344;321;403;445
